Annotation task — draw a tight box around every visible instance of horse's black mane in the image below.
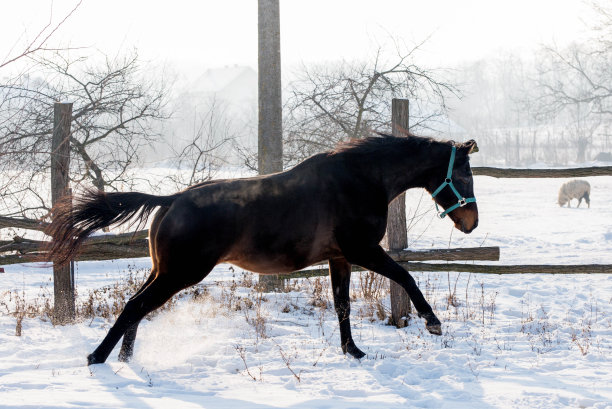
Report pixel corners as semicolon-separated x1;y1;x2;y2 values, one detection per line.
333;133;446;156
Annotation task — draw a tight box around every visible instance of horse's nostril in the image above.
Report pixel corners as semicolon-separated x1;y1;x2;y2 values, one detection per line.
465;219;478;233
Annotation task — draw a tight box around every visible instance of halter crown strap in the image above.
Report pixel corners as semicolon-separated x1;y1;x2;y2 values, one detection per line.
431;146;477;219
446;145;456;179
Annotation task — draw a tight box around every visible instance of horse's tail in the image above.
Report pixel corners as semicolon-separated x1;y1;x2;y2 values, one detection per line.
45;189;181;265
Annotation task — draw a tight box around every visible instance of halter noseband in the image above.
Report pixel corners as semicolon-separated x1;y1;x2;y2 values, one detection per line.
431;146;477;219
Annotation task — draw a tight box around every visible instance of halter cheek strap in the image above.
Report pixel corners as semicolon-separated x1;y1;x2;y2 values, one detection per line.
431;146;477;219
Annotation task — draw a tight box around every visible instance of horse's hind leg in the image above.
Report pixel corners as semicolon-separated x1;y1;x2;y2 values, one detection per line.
117;323;140;362
117;206;166;363
87;262;215;365
329;257;365;359
117;270;157;362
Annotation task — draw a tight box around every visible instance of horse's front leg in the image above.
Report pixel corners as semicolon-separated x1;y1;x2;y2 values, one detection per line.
328;257;365;359
342;244;442;335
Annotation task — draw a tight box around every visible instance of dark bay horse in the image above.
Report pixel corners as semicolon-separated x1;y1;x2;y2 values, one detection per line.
47;134;479;365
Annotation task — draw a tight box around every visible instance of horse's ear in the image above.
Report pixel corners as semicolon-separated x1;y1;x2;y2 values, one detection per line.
460;139;479;154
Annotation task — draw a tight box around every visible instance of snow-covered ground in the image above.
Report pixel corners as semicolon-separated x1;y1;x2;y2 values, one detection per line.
1;176;611;409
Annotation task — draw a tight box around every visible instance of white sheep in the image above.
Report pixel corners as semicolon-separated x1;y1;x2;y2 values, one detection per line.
558;179;591;208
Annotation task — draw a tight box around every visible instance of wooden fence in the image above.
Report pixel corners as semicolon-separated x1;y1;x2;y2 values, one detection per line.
2;164;611;331
1;164;612;271
1;109;612;325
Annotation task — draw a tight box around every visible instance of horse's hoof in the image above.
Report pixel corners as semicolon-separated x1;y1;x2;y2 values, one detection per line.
87;353;104;366
418;312;442;335
118;347;133;363
343;342;366;359
348;345;366;360
118;351;132;363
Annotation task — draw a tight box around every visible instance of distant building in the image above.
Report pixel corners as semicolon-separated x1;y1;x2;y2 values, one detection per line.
185;65;257;107
153;66;258;166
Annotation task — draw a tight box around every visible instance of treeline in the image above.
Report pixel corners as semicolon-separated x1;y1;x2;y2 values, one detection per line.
448;3;612;166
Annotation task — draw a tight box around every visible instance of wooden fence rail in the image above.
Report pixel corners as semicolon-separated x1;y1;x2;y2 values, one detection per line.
398;263;612;274
0;215;48;231
0;230;150;265
0;236;499;266
472;166;612;178
283;262;612;279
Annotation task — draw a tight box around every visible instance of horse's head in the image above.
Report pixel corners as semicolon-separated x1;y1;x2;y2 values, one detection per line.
427;140;479;234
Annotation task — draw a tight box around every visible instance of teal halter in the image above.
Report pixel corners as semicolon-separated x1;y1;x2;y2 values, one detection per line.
431;146;477;219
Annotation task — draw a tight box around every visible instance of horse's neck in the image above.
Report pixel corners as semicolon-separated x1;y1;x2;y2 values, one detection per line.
372;144;444;203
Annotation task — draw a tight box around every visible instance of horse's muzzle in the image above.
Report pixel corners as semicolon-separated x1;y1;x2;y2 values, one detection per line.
451;205;479;234
459;218;478;234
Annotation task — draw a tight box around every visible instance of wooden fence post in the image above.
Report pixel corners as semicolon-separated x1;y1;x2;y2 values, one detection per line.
387;99;412;327
51;102;75;324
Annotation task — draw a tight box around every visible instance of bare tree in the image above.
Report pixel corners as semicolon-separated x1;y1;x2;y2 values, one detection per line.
0;50;170;220
0;1;82;70
533;1;612;161
163;97;235;190
283;45;458;164
448;55;546;166
535;44;612;115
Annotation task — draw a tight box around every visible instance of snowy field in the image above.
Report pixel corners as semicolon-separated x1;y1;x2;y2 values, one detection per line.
1;176;611;409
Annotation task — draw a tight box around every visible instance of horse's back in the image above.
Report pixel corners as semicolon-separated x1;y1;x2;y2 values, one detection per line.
154;159;344;273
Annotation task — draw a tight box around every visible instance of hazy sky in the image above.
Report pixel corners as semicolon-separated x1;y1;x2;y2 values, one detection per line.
1;0;598;75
